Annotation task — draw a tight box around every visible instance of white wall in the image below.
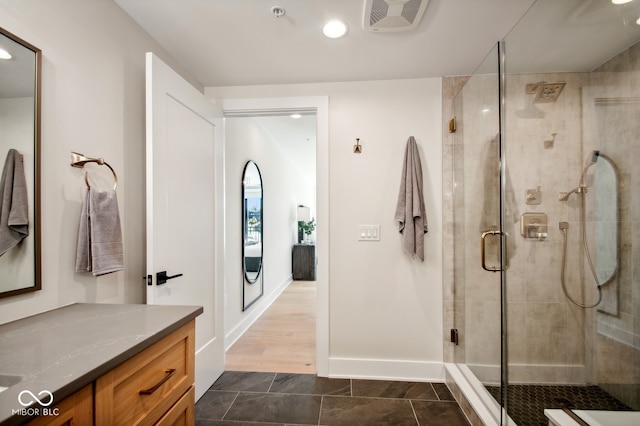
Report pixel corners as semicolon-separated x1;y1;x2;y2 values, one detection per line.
224;116;316;345
0;0;194;324
208;79;444;380
1;0;445;381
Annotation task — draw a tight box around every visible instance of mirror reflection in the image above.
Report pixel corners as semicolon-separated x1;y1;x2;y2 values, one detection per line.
0;27;41;298
242;161;263;285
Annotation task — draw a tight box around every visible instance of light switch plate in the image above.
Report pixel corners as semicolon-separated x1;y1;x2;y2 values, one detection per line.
359;225;380;241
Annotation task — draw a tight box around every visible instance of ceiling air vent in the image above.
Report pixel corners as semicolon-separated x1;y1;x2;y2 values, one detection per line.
363;0;429;32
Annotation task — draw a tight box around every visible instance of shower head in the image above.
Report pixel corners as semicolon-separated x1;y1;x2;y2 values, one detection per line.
525;82;566;103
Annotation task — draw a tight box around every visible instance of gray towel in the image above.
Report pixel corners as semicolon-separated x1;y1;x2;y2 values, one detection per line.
0;149;29;256
75;188;124;276
395;136;428;261
479;134;518;259
75;189;91;272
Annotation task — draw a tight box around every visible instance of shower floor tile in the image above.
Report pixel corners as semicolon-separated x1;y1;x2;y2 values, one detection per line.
486;384;632;426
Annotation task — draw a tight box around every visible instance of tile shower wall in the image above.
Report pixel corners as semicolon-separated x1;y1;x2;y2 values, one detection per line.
504;71;589;384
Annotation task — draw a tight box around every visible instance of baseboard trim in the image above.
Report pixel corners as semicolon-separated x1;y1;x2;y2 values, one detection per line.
328;357;445;382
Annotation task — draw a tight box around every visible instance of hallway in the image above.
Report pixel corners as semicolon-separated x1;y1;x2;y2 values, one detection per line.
225;280;316;374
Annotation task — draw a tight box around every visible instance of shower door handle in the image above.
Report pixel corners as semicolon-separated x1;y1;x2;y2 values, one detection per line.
481;228;506;272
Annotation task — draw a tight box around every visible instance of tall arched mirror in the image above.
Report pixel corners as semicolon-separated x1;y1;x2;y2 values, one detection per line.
0;27;41;299
242;160;263;310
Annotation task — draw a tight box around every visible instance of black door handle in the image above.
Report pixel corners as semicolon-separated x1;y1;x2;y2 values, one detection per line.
156;271;184;285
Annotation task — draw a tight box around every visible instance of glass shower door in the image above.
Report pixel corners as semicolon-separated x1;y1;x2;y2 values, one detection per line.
452;42;510;424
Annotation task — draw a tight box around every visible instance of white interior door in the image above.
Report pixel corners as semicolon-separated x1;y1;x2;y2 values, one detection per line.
145;52;224;401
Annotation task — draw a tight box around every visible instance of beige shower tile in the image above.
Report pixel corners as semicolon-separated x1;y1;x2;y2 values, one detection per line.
507;303;527;364
566;303;585;364
524;303;567;364
465;301;501;366
597;333;636;384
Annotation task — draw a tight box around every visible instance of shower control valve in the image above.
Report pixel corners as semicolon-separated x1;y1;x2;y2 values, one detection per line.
520;212;548;240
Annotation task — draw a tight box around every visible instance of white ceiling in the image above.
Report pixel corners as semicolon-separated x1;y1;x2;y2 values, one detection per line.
111;0;640;162
229;115;317;176
114;0;538;88
4;1;640;98
113;0;640;88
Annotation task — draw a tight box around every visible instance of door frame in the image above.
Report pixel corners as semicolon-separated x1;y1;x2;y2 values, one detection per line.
222;96;329;377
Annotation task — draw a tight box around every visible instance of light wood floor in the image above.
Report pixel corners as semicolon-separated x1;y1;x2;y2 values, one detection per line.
225;280;316;374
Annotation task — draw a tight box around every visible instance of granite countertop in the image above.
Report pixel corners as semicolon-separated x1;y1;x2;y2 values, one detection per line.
0;303;203;426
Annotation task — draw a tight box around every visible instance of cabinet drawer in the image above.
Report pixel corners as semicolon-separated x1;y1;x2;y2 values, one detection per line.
95;321;195;426
155;386;194;426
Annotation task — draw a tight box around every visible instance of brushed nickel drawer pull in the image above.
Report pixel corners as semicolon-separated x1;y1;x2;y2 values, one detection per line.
139;368;176;395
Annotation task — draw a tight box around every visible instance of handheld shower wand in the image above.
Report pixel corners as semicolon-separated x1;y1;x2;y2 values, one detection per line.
558;151;599;201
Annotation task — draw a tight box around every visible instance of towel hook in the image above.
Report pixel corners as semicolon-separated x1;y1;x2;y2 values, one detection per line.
70;151;118;190
353;138;362;154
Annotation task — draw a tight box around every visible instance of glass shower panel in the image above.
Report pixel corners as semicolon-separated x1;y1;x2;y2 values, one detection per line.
500;0;640;424
452;43;507;421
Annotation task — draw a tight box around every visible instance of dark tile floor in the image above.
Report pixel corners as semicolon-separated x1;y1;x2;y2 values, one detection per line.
486;384;632;426
196;371;471;425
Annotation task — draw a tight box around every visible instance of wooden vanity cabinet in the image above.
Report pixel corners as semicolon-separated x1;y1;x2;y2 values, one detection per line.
25;320;195;426
95;321;195;425
25;385;93;426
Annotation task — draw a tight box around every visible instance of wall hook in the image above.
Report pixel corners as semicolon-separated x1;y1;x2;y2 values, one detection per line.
353;138;362;154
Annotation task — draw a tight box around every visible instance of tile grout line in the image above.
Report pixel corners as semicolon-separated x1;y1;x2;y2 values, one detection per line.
317;395;324;426
267;371;278;392
430;382;440;401
409;400;420;426
219;390;240;422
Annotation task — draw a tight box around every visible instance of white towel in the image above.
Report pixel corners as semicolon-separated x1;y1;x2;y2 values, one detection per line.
75;188;124;276
395;136;428;261
0;149;29;256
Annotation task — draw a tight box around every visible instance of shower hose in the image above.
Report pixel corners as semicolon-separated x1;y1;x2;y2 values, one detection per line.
560;192;603;308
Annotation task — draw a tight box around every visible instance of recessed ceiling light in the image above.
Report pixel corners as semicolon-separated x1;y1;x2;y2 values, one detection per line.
0;48;11;60
323;20;348;38
290;113;302;119
612;0;633;4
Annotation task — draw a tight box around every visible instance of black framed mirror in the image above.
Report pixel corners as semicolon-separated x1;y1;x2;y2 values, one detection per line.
242;160;263;310
0;27;41;299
